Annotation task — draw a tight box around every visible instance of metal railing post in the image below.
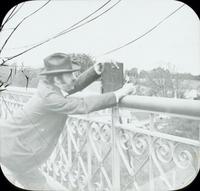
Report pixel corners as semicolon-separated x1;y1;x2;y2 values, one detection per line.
112;106;120;191
149;113;155;191
87;134;92;191
67;125;72;189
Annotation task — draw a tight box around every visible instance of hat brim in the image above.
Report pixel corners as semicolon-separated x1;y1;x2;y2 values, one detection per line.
40;68;80;75
39;62;80;75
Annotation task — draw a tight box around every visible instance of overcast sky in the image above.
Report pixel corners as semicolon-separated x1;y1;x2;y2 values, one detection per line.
0;0;199;74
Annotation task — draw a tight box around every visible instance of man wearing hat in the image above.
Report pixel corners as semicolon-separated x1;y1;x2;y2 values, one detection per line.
0;53;134;190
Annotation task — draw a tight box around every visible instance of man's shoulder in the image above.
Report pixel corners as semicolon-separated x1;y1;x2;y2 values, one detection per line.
37;81;61;98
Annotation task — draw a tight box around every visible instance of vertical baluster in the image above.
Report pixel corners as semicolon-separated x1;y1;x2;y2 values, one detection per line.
112;106;120;191
2;100;5;119
0;97;2;118
4;101;8;119
77;136;80;190
59;143;63;185
52;149;57;180
172;165;176;189
67;120;74;191
87;125;92;191
100;138;103;191
1;100;5;119
198;124;200;171
172;141;176;190
68;123;72;171
149;113;155;191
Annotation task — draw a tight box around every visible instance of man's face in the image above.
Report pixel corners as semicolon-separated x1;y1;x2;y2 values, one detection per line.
60;72;77;92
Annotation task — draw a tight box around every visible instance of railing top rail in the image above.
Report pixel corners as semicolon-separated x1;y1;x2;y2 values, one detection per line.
2;87;200;120
120;95;200;120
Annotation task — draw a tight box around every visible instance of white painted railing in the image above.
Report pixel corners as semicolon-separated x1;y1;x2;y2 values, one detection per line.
1;87;200;191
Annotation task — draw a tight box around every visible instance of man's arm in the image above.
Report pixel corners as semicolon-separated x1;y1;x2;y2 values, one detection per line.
68;66;100;94
44;91;117;115
44;83;135;115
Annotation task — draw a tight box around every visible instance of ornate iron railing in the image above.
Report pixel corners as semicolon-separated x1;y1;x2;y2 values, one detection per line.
1;87;200;191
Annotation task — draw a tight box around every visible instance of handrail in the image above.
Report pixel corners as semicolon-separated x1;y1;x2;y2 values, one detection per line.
120;95;200;120
2;87;200;119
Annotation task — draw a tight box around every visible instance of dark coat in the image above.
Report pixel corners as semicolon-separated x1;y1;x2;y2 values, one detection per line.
0;67;116;173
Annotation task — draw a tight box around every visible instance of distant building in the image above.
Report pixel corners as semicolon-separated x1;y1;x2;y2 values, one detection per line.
194;96;200;100
184;89;199;99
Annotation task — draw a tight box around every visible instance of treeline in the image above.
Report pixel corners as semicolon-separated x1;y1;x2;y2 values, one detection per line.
1;57;200;99
125;67;200;98
125;67;200;81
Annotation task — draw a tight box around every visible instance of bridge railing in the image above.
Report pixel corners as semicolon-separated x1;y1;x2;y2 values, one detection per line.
0;87;200;191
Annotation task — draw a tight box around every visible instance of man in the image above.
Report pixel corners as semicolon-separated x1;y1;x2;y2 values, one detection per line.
0;53;134;190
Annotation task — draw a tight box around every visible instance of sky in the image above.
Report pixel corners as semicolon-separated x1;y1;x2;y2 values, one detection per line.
0;0;200;75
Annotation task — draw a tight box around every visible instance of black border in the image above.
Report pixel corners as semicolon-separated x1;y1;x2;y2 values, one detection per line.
0;0;199;191
0;2;28;191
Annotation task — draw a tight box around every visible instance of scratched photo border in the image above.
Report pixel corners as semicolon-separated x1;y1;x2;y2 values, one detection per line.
0;0;200;191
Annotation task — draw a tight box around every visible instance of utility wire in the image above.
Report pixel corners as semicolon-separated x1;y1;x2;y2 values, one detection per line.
99;3;185;56
1;0;122;64
52;0;113;38
2;42;38;50
2;0;182;65
0;0;51;54
5;2;25;23
54;0;122;39
1;0;112;51
0;27;15;31
0;5;19;31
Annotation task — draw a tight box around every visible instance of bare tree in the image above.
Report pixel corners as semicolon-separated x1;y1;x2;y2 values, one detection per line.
0;1;51;91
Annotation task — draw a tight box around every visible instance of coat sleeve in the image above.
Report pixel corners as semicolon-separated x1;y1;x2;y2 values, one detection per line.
68;67;100;94
43;92;117;114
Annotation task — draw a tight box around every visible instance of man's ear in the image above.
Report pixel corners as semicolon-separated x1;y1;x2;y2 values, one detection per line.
53;76;60;85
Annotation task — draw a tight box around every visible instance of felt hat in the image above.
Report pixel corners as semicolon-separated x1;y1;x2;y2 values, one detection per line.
40;53;80;75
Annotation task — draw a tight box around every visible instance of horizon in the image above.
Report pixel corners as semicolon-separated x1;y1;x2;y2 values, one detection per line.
6;61;200;77
0;0;199;75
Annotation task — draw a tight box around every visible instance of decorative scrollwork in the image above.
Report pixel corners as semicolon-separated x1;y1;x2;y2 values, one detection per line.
173;143;197;169
94;182;102;191
94;182;110;191
154;139;173;163
67;118;78;134
69;169;87;189
60;168;68;182
69;170;79;188
78;174;87;188
100;124;111;143
130;134;148;155
90;122;101;141
53;161;62;176
55;159;69;181
77;120;88;136
46;160;53;171
118;130;130;150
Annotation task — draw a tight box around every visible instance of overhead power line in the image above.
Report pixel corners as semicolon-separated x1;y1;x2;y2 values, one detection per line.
0;5;19;31
0;27;15;31
99;3;185;57
5;2;25;24
0;0;51;54
2;0;112;51
0;3;25;34
53;0;113;39
1;0;122;64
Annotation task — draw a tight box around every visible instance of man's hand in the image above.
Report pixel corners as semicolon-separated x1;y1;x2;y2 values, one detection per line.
114;83;136;102
94;62;104;75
